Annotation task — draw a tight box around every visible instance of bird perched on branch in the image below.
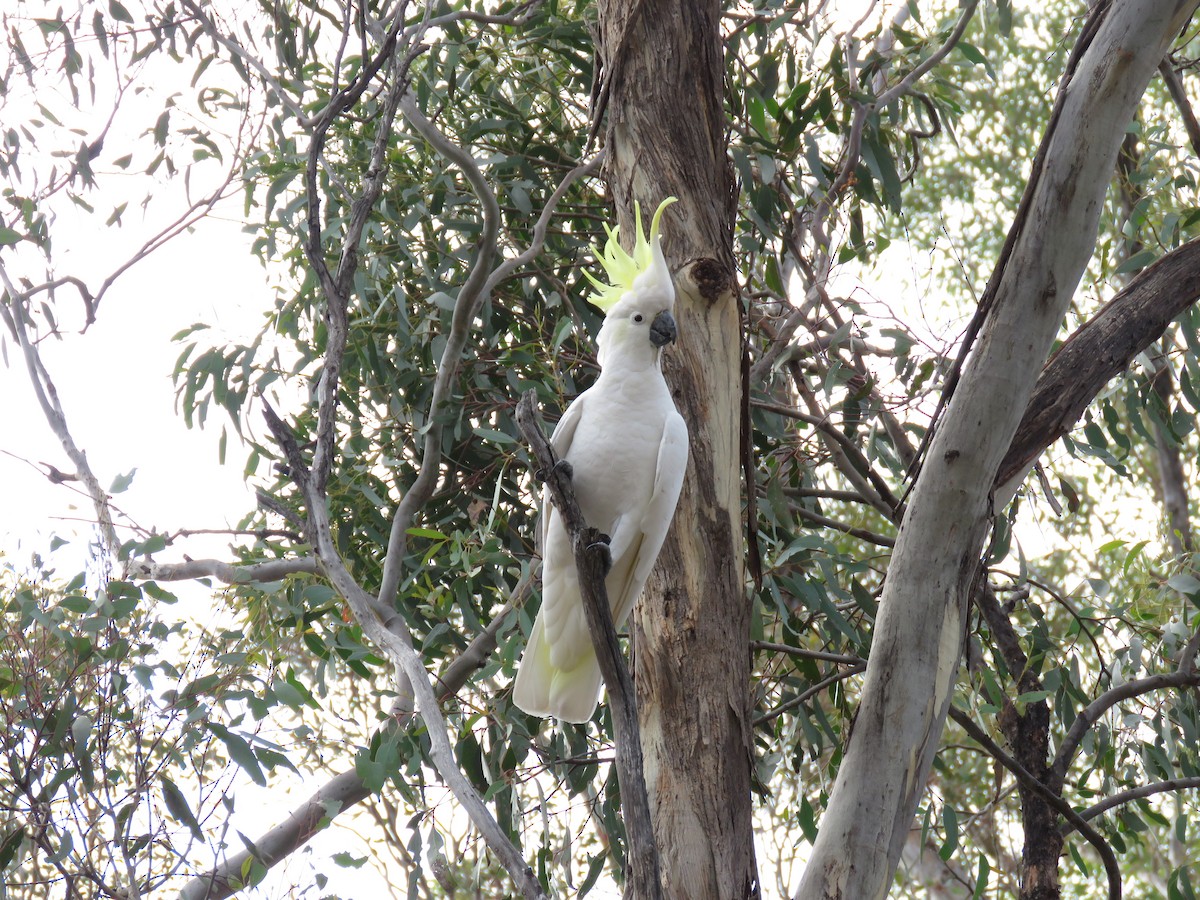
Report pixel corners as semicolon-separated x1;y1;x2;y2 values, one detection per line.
513;198;689;723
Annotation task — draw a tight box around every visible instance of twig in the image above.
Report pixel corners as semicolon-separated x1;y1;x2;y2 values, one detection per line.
790;505;895;547
750;641;865;667
514;390;662;900
753;664;866;727
0;266;120;564
130;557;319;584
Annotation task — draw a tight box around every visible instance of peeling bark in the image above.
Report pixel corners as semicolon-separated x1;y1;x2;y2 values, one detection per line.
593;1;758;897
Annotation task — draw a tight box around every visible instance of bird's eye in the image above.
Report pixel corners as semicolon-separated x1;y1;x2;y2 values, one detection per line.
633;314;644;323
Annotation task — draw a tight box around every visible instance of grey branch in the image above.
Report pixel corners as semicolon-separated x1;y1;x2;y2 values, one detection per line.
259;402;545;899
130;557;319;584
515;390;663;900
1053;669;1200;782
177;592;523;900
1071;777;1200;830
948;707;1122;900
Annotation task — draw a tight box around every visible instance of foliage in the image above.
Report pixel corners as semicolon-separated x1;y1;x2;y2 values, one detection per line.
3;0;1200;897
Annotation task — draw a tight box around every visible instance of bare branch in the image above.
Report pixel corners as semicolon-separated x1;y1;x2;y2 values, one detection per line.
750;642;865;667
515;391;662;900
754;664;865;727
178;590;525;900
0;270;120;563
790;505;894;547
260;403;545;899
130;557;319;584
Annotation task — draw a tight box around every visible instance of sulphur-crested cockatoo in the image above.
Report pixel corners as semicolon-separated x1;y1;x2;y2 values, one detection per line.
513;198;689;723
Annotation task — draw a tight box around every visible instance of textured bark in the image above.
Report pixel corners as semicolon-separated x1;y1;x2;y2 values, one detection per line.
796;4;1199;898
996;237;1200;502
977;587;1063;900
593;2;757;898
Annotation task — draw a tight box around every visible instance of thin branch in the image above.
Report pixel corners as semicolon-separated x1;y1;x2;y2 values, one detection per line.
259;401;545;900
750;641;865;667
178;593;524;900
948;706;1122;900
1070;777;1200;830
0;269;120;563
777;368;902;519
754;664;865;727
130;557;319;584
375;94;505;608
874;1;979;108
1159;60;1200;157
515;391;662;900
1053;669;1200;782
377;126;601;610
307;15;412;495
179;0;307;121
790;505;895;547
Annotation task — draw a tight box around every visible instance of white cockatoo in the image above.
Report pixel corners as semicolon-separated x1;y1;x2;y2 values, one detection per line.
513;198;689;723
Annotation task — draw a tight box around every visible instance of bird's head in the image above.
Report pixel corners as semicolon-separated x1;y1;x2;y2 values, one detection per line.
587;197;679;368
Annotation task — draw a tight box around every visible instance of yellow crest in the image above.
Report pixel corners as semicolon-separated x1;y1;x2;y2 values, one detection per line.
584;197;678;313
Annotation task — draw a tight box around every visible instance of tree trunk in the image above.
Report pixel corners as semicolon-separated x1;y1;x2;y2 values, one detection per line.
593;2;758;898
795;3;1199;897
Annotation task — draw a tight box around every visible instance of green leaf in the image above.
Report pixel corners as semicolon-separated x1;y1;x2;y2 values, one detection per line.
939;803;959;861
971;853;991;899
109;469;137;493
1115;249;1157;274
0;828;25;869
208;724;266;786
161;777;203;839
109;0;134;22
0;227;22;247
153;110;170;147
1167;573;1200;596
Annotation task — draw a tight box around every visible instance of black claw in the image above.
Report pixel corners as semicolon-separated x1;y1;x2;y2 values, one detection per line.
535;459;573;483
587;533;612;573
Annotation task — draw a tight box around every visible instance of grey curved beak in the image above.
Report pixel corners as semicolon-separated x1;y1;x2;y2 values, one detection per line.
649;310;677;347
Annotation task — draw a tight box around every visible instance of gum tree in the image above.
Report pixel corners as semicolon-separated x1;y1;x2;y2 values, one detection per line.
5;2;1200;899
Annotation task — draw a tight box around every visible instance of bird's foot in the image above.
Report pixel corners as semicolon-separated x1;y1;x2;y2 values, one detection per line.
535;458;573;483
586;532;612;575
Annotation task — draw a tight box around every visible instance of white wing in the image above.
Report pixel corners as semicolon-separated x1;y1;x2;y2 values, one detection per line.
605;409;688;629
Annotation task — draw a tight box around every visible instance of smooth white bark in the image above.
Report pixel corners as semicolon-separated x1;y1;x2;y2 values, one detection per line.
795;2;1199;897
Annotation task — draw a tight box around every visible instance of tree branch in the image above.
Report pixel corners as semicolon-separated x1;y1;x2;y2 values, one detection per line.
753;664;865;728
1070;776;1200;831
377;122;601;609
514;391;662;900
259;402;545;900
997;238;1200;501
948;707;1122;900
177;592;524;900
130;557;319;584
1053;669;1200;782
